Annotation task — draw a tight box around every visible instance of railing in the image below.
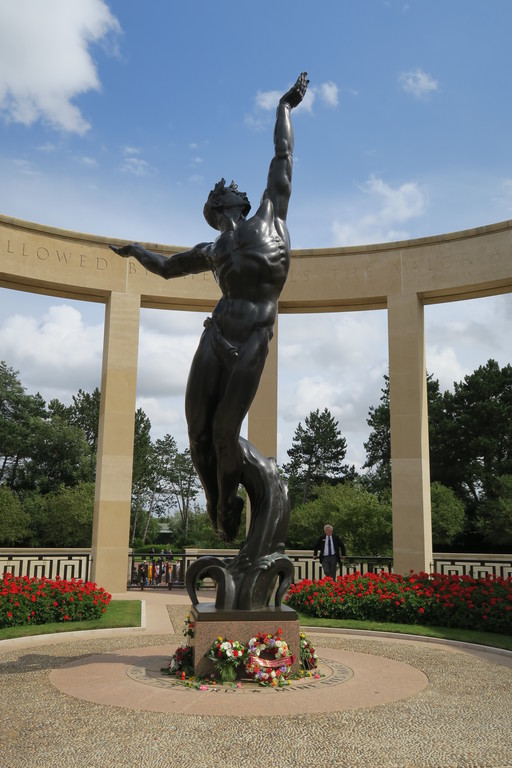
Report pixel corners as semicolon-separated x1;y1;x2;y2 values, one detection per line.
2;549;511;589
0;549;92;582
432;553;512;579
126;549;395;589
128;550;188;589
287;552;393;583
128;550;512;589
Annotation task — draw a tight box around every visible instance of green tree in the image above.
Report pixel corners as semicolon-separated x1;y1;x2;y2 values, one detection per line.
283;408;349;506
287;481;392;555
130;409;155;543
430;481;465;550
363;375;392;493
363;373;446;495
475;475;512;551
0;361;46;489
36;482;95;547
18;414;92;494
150;435;201;540
69;388;101;454
0;485;30;544
441;360;512;508
48;388;100;483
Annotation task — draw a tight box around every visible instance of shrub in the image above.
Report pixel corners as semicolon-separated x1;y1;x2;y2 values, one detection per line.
285;571;512;634
0;574;111;628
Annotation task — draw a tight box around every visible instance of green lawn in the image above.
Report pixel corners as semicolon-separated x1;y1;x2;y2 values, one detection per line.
1;602;511;653
0;600;141;641
297;612;512;652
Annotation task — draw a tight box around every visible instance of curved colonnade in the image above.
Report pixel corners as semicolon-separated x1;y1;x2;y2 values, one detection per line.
1;213;511;591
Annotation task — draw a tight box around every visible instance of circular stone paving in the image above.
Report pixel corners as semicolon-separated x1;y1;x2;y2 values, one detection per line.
50;643;428;716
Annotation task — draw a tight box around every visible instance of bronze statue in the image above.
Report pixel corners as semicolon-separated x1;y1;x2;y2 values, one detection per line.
111;73;309;609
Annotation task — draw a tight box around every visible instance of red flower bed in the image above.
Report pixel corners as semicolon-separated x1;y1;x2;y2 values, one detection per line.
0;573;111;628
285;571;512;634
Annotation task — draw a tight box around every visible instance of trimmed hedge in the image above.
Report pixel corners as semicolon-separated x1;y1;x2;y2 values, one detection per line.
285;571;512;634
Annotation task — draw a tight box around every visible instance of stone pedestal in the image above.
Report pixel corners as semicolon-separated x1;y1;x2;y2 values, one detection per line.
190;603;300;679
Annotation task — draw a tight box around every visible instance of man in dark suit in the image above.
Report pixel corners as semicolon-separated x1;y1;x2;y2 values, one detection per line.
313;524;346;579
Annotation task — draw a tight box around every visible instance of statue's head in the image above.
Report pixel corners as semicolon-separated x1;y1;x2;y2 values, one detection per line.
203;178;251;230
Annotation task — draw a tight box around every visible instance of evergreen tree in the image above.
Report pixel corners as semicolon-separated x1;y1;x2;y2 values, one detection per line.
283;408;348;506
363;372;446;495
69;387;101;454
475;475;512;551
441;360;512;507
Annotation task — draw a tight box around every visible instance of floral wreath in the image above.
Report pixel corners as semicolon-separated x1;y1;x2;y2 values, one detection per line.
244;628;295;686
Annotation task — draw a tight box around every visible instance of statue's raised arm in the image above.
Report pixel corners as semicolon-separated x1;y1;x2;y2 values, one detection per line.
265;72;309;225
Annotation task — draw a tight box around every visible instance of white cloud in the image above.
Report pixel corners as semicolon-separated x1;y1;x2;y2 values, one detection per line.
137;316;202;399
278;311;389;468
364;175;426;222
255;90;282;111
120;156;153;176
0;303;103;400
119;146;155;176
399;68;438;99
425;344;465;392
249;80;336;125
332;175;428;245
0;0;120;134
78;156;98;167
320;81;339;107
12;159;40;177
298;89;316;114
135;396;184;442
36;143;58;153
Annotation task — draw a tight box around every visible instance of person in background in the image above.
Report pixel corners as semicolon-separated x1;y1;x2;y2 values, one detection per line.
313;524;346;579
138;560;148;591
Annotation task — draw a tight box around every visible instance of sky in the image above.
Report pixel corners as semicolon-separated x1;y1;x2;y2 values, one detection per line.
0;0;511;472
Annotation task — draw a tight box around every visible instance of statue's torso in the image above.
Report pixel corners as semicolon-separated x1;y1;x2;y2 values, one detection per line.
209;200;290;343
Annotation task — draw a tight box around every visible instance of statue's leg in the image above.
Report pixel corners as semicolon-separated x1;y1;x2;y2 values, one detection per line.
213;330;269;541
185;334;224;530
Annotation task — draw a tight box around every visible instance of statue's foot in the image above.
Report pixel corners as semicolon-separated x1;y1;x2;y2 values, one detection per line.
217;495;244;542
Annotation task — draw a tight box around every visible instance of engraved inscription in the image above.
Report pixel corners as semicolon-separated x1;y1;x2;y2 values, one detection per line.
1;239;114;273
126;655;353;693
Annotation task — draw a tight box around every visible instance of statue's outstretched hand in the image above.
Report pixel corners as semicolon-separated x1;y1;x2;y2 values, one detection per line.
280;72;309;109
109;243;140;258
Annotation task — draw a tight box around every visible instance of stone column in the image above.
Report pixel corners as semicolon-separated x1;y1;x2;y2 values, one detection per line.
387;292;433;575
246;319;279;535
247;317;279;459
91;291;141;593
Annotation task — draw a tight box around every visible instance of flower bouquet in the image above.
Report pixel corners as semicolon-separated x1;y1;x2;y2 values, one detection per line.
207;636;246;682
166;643;194;678
299;631;318;670
245;628;294;687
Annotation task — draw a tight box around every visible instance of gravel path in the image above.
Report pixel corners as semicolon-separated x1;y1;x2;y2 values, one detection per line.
0;605;511;768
